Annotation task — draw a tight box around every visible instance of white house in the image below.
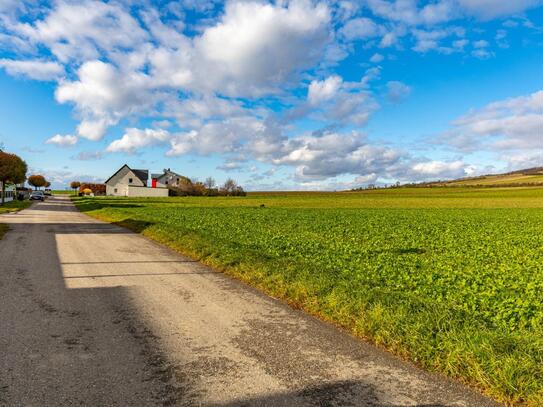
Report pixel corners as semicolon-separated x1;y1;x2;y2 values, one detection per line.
0;182;15;203
151;169;190;188
105;165;168;197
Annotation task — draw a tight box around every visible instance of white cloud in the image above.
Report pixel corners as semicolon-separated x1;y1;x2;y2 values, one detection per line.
45;134;77;147
456;0;543;20
473;39;489;48
370;53;384;63
168;117;268;156
306;75;378;125
55;60;156;140
410;160;473;179
17;0;148;62
340;17;382;40
366;0;456;26
366;0;542;25
0;59;63;80
274;132;403;180
106;128;170;154
308;75;343;105
386;81;411;103
379;31;398;47
441;90;543;151
192;0;331;96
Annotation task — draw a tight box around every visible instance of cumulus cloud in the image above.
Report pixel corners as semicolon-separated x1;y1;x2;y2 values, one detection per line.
55;60;156;140
0;59;63;80
192;0;331;96
440;90;543;151
107;128;170;154
16;0;148;62
167;117;268;156
45;134;77;147
308;75;343;105
306;75;378;125
409;160;473;179
340;17;383;40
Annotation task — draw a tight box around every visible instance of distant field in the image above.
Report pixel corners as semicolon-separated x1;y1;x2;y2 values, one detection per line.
73;187;543;405
52;190;73;195
439;170;543;187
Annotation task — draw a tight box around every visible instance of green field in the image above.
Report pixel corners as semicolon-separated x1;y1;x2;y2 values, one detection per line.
73;187;543;405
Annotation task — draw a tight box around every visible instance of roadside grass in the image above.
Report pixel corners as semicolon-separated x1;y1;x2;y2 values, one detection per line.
0;200;31;214
73;188;543;405
52;190;74;195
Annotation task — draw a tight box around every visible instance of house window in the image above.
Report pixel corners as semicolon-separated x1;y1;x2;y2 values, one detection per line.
165;181;168;185
114;188;118;193
129;178;133;183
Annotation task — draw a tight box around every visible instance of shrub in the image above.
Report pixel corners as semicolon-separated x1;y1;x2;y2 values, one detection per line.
79;183;106;196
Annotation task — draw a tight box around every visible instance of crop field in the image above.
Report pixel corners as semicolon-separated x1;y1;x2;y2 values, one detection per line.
73;187;543;405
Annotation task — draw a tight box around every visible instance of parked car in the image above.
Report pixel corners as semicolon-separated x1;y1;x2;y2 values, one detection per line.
30;191;45;201
44;188;52;196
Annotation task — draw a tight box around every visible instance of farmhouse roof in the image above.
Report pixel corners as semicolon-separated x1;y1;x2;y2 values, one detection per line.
152;169;186;180
105;164;148;185
132;169;149;184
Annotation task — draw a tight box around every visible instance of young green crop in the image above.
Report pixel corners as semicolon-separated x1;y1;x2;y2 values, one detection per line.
74;188;543;405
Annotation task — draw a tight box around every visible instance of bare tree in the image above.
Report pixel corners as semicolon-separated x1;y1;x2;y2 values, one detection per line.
204;177;216;189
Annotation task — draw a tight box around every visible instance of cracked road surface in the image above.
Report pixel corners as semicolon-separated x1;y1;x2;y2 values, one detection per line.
0;196;499;406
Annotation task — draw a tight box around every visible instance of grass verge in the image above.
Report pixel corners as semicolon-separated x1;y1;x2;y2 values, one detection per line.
0;200;31;214
72;191;543;405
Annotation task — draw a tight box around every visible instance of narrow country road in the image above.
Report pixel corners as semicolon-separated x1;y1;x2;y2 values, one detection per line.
0;196;498;407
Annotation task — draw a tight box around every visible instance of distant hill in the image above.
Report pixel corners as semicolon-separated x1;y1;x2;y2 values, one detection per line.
429;167;543;187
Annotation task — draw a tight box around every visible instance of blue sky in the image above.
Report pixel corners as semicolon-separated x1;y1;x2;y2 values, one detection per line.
1;0;543;190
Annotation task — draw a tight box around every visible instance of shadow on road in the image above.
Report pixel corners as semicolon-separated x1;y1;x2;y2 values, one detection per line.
208;380;448;406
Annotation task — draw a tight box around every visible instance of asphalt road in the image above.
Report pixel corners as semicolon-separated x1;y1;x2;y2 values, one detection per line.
0;196;499;406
